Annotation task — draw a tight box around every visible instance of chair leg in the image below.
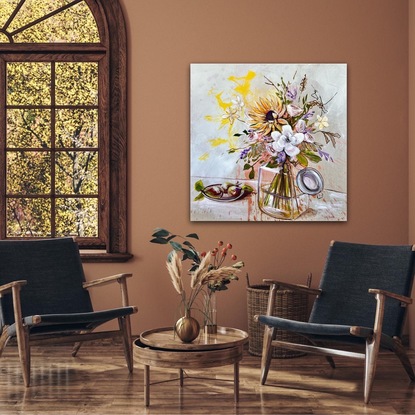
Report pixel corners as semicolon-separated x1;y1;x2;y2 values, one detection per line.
364;336;381;404
72;342;83;357
323;355;336;368
119;315;133;373
16;325;31;387
72;330;91;357
0;326;10;358
392;337;415;381
260;326;275;385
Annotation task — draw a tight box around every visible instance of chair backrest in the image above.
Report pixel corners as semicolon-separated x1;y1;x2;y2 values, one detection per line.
309;241;415;338
0;238;93;328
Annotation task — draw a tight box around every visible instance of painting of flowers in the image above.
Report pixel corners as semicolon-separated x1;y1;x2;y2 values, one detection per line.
190;63;347;221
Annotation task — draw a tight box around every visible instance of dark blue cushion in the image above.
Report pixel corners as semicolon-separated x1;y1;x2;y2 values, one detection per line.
309;242;414;338
257;315;398;350
7;306;136;337
257;242;415;349
258;315;357;336
259;316;354;336
0;238;135;340
0;238;93;329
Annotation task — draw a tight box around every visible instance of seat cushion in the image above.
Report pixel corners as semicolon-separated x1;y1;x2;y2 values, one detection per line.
258;315;358;336
7;306;136;337
258;315;398;350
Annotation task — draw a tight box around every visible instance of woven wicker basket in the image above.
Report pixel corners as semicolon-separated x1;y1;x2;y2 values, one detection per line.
247;284;309;358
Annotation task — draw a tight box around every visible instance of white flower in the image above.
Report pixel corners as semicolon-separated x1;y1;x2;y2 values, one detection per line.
271;125;304;157
295;119;314;143
287;104;303;117
222;96;244;125
314;115;329;130
222;106;239;124
231;95;245;111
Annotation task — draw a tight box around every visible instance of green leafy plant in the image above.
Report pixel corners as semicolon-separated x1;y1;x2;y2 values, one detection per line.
150;228;201;271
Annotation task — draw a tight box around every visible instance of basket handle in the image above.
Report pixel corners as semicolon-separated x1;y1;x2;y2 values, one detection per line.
246;273;312;288
245;273;251;288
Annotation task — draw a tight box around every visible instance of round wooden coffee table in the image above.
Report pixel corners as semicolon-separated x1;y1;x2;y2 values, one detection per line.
133;326;248;406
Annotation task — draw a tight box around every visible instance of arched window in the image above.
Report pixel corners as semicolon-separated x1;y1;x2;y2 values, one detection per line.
0;0;131;262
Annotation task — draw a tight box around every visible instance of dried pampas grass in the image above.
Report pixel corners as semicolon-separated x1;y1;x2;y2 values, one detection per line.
201;265;241;285
166;250;183;295
190;251;212;288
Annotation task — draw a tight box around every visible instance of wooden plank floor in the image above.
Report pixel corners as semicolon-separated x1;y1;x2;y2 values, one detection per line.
0;340;414;414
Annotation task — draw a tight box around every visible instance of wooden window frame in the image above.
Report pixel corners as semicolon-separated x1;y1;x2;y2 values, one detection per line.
0;0;131;262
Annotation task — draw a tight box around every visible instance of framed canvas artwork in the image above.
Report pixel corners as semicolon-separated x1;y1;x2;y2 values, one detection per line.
190;63;347;221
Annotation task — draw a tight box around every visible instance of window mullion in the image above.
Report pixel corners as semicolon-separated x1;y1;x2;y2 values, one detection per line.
0;57;6;239
9;0;84;37
51;61;56;238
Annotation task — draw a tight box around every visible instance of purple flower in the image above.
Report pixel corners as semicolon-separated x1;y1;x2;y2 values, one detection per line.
286;84;298;101
302;110;315;120
277;151;286;164
240;147;251;159
318;149;334;162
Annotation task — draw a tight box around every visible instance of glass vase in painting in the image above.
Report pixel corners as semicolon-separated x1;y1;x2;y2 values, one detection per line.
257;163;309;220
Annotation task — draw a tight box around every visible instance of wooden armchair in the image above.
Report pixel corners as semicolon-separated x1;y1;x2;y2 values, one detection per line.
256;241;415;403
0;238;138;386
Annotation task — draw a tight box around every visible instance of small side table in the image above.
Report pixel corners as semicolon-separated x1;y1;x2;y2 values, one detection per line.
133;326;248;406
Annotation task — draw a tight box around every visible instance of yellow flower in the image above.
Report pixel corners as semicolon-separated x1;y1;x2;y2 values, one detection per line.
248;96;288;136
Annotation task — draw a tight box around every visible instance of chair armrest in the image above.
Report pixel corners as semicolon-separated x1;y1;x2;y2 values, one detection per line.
368;288;412;305
261;279;318;319
83;273;133;307
262;279;322;296
83;273;133;289
0;280;40;332
350;289;412;339
0;280;27;296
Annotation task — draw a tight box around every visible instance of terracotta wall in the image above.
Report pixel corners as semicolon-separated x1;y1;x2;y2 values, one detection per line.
83;0;410;338
409;1;415;346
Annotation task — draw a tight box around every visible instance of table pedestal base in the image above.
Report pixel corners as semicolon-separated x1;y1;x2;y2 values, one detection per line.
134;336;245;406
